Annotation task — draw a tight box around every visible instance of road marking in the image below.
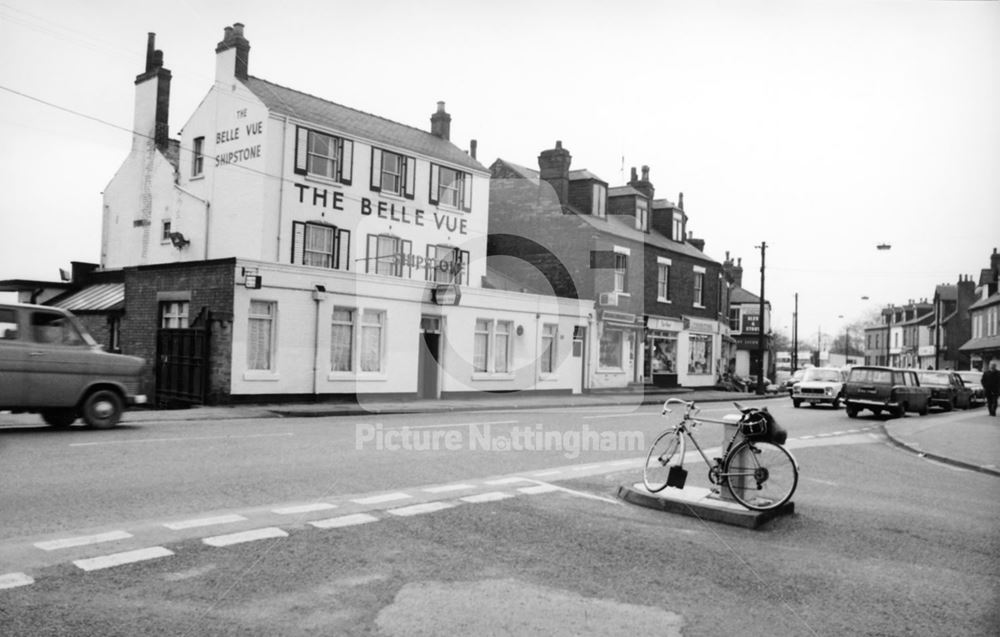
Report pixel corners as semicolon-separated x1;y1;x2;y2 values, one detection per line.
461;491;514;503
73;547;173;572
163;514;246;530
356;419;518;431
483;477;532;485
352;492;412;505
582;412;646;420
70;433;293;447
422;483;475;493
531;470;562;477
387;501;455;517
203;527;287;547
35;530;132;551
310;513;379;529
0;572;34;590
272;503;338;515
519;484;561;495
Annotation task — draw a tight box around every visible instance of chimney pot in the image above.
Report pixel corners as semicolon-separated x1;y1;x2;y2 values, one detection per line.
641;165;650;181
430;101;451;140
630;167;638;182
224;26;233;39
469;139;477;159
233;23;244;36
145;33;156;72
555;140;562;149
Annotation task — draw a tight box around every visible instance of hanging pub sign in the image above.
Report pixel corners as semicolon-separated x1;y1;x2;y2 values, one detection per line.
432;284;462;306
742;313;761;334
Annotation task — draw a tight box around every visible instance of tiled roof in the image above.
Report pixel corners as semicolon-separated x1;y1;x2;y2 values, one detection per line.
577;214;718;264
959;334;1000;352
608;185;645;198
731;286;761;304
569;169;606;183
934;284;956;301
969;291;1000;310
50;283;124;312
245;77;486;173
652;198;678;209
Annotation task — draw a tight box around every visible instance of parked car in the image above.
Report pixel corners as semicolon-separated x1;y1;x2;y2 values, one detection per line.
791;367;846;408
956;371;987;407
0;302;147;428
780;369;806;396
917;370;973;411
843;366;931;419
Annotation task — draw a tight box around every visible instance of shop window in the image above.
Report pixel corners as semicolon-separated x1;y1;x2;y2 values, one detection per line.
688;334;712;375
649;336;677;374
294;126;353;185
247;300;276;371
292;221;350;270
599;327;624;369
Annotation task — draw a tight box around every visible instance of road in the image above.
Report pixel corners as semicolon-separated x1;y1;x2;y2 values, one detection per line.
1;398;998;636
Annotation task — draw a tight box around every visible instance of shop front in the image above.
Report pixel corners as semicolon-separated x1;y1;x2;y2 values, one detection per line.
644;316;682;387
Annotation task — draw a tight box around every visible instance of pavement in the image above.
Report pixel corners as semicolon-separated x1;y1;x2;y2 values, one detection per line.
4;387;998;477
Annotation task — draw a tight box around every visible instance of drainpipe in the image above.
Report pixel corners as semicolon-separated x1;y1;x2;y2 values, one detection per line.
312;285;327;396
277;115;290;260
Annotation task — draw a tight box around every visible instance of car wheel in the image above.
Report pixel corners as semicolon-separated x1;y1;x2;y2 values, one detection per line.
846;405;859;418
82;389;124;429
792;399;801;408
41;409;77;428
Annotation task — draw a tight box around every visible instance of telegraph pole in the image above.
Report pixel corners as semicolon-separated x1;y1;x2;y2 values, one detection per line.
792;292;798;374
756;241;767;395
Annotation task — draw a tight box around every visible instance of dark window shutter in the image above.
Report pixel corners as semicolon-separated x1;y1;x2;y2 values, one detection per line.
339;229;351;270
366;234;377;273
294;127;308;175
330;225;340;269
370;148;382;192
461;172;472;212
292;221;305;263
401;239;413;278
404;156;416;199
339;139;353;185
428;164;439;205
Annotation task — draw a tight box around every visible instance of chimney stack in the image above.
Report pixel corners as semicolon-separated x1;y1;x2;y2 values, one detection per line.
134;32;171;152
469;139;477;160
431;101;451;140
628;164;655;200
215;22;251;81
538;141;572;206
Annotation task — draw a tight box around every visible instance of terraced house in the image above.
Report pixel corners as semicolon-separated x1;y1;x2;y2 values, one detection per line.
92;24;591;404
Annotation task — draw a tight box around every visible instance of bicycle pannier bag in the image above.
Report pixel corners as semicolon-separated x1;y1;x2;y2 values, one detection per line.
740;409;787;445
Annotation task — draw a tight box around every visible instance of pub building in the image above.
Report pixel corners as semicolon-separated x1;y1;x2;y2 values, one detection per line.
94;24;591;404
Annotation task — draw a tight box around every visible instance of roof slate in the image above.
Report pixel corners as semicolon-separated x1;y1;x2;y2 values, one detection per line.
245;77;486;173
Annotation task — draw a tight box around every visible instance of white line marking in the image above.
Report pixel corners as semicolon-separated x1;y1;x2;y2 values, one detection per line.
461;491;515;503
163;514;246;530
531;470;562;477
35;530;132;551
422;484;475;493
387;501;456;517
352;492;412;505
519;484;561;495
483;477;532;485
356;420;518;431
582;412;643;420
272;503;338;515
202;527;287;547
73;547;173;571
310;513;379;529
0;572;34;590
70;433;293;447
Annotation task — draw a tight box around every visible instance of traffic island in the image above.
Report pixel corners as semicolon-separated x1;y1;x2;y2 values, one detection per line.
617;482;794;530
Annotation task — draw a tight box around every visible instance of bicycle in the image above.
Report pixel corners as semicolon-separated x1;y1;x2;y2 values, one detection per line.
643;398;798;511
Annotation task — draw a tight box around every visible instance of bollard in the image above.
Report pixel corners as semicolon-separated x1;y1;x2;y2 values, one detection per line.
714;413;746;502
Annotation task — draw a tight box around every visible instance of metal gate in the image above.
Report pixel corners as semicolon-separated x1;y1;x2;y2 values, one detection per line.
155;327;209;406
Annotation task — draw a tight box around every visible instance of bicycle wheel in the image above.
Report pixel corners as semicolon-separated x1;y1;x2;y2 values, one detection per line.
643;430;684;493
723;440;798;511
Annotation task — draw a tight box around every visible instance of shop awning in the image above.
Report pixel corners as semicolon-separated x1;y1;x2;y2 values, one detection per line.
50;283;124;312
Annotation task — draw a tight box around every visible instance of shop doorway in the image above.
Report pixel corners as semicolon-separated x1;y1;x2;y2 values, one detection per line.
418;316;442;399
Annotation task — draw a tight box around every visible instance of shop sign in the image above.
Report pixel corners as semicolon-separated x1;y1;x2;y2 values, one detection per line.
918;345;935;356
432;284;462;306
647;317;682;332
602;310;636;325
684;317;717;333
742;313;761;334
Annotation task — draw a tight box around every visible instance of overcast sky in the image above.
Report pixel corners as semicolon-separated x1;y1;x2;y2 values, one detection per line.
1;0;998;347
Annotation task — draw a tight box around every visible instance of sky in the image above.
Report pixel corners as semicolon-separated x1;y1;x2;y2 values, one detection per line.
1;0;998;348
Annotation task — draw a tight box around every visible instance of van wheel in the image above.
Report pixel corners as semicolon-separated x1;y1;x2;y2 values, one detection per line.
82;390;123;429
792;399;801;408
41;409;77;428
846;405;859;418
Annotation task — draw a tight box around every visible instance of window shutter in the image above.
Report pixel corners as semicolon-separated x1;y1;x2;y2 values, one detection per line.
370;148;382;192
401;239;413;278
339;229;351;270
404;156;416;199
460;250;470;284
294;127;309;175
425;244;435;281
330;225;340;269
339;139;353;185
366;234;377;273
461;172;472;212
291;221;305;263
428;164;439;205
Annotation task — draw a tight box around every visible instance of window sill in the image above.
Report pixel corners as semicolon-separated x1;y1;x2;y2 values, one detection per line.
243;370;279;381
596;367;626;374
537;374;559;382
327;372;388;381
471;372;515;381
693;304;706;309
657;298;671;304
189;174;205;182
304;173;343;188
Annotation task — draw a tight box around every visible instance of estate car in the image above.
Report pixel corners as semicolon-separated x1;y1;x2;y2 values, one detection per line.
843;366;930;419
0;302;146;428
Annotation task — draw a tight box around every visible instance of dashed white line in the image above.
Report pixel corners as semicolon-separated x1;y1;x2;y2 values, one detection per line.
352;492;412;505
422;483;475;494
35;530;133;551
0;572;34;590
460;491;514;503
73;547;174;572
483;477;532;485
519;484;561;495
531;470;562;477
310;513;379;529
272;503;338;515
387;502;455;517
202;527;287;547
163;514;247;530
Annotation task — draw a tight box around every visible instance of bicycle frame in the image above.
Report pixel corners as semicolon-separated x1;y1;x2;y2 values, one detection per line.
662;398;745;473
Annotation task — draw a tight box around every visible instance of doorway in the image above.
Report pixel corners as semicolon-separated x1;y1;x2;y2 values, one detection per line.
418;316;442;399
